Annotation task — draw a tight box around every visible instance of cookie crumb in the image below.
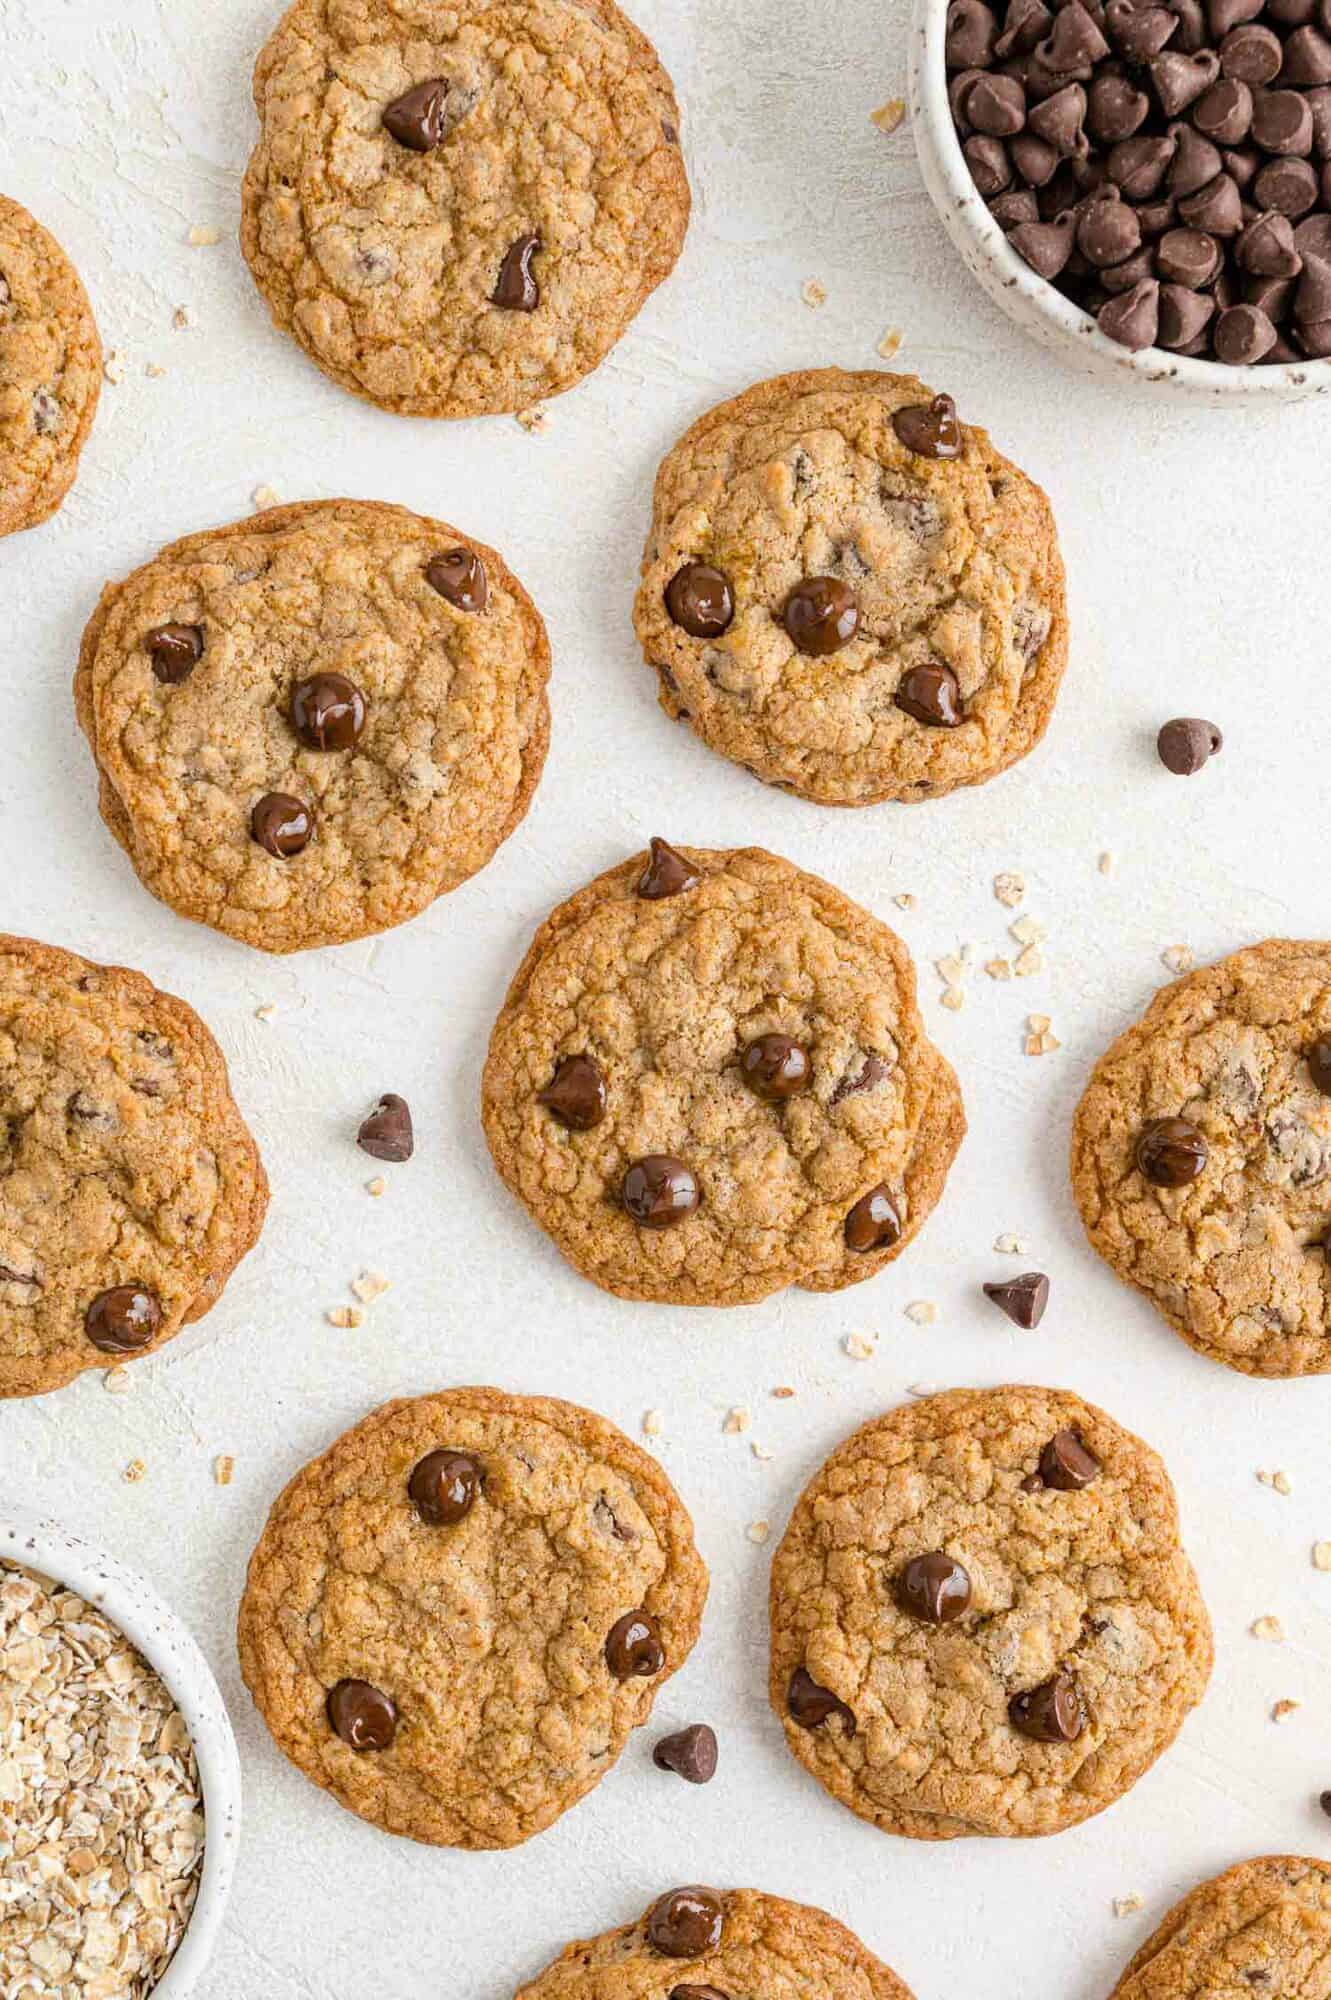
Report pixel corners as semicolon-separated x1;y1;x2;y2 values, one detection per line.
747;1519;771;1544
187;224;221;246
994;1233;1030;1255
103;349;125;385
1272;1697;1300;1722
173;305;194;330
254;1003;277;1023
366;1175;387;1197
894;891;916;911
994;872;1025;908
1113;1895;1143;1917
642;1409;664;1437
1251;1614;1285;1642
1257;1468;1292;1494
1098;851;1115;876
771;1385;796;1400
103;1366;132;1395
214;1455;234;1487
871;97;906;133
843;1332;876;1360
723;1406;751;1435
1014;945;1044;978
124;1458;147;1484
905;1300;938;1325
326;1305;363;1329
751;1442;774;1462
1162;945;1195;974
1311;1540;1331;1571
145;361;167;379
876;327;903;360
515;404;547;433
1025;1015;1060;1055
351;1269;390;1305
252;483;281;510
801;278;828;310
985;957;1013;980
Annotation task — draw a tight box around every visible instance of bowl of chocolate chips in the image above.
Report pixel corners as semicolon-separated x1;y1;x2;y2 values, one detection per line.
910;0;1331;395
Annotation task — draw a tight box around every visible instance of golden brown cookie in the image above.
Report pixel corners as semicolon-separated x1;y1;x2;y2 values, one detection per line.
1109;1857;1331;1997
481;842;964;1306
0;936;267;1399
75;499;550;954
515;1887;914;2000
1072;940;1331;1377
241;0;689;417
238;1388;707;1848
0;195;101;538
769;1386;1212;1840
634;369;1068;806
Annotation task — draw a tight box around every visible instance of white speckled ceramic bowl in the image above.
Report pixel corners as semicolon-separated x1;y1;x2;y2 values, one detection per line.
0;1502;241;2000
909;0;1331;403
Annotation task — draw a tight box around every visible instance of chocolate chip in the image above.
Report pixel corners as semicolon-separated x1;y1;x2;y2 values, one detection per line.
844;1184;902;1252
357;1092;414;1162
983;1270;1051;1327
1009;1673;1085;1741
892;393;963;458
895;661;964;726
1088;72;1150;141
1215;298;1279;356
1156;225;1221;282
250;792;312;857
1179;169;1244;232
1078;191;1144;261
408;1449;483;1524
1306;1039;1331;1093
638;837;700;900
1297;249;1331;318
647;1888;725;1960
1252;89;1314;154
85;1286;162;1354
1098;276;1161;346
948;0;1000;66
538;1054;607;1130
971;72;1030;133
1009;210;1079;274
493;234;540;310
897;1552;973;1622
992;187;1043;225
665;563;734;637
382;78;459;151
1157;715;1223;771
783;576;860;655
290;672;367;751
1152;47;1221;112
1170;121;1224;194
1237;208;1302;272
1137;1115;1209;1184
1108;0;1181;58
326;1679;397;1751
1282;25;1331;83
740;1034;810;1101
622;1157;699;1229
145;623;203;684
670;1989;729;2000
1038;1428;1103;1488
1254;155;1319;213
606;1610;666;1679
829;1053;890;1105
653;1723;719;1784
426;548;488;611
1222;22;1284;81
967;133;1015;192
786;1667;856;1734
1012;130;1062;182
1108;133;1177;197
1320;1789;1331;1818
1210;0;1264;31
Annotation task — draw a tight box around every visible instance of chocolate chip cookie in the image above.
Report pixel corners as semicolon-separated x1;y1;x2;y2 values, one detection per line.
75;499;550;953
769;1385;1211;1839
241;0;689;417
481;842;965;1306
515;1887;914;2000
0;936;268;1399
1072;940;1331;1377
1109;1857;1331;1997
237;1388;707;1848
0;195;101;538
634;370;1068;806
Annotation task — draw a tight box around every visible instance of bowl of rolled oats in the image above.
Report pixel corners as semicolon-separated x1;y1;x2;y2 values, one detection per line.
0;1504;241;1999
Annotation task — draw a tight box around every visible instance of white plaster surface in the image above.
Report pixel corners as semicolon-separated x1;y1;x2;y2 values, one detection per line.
4;2;1331;1995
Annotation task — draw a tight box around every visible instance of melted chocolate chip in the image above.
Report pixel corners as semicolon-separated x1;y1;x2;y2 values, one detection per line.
740;1034;811;1101
605;1609;666;1679
647;1888;726;1960
892;394;964;458
85;1287;162;1354
782;576;860;656
357;1092;414;1162
382;78;459;151
493;234;540;311
983;1271;1050;1328
829;1054;889;1106
1009;1672;1085;1742
670;1989;729;2000
290;673;367;751
665;563;735;638
426;548;488;612
897;1551;973;1623
1307;1040;1331;1096
786;1666;856;1735
638;837;700;900
408;1448;483;1525
326;1679;398;1751
1136;1115;1208;1185
844;1184;902;1252
653;1723;719;1784
145;623;203;684
250;792;313;857
1038;1428;1103;1489
622;1156;700;1229
538;1054;607;1130
895;662;964;727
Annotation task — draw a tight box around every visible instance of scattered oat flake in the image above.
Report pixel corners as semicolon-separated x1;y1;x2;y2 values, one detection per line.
940;986;965;1012
643;1409;664;1437
351;1270;390;1305
876;327;903;361
751;1443;774;1462
1251;1615;1285;1642
747;1519;771;1544
1257;1469;1293;1495
772;1385;796;1400
366;1175;387;1197
1113;1895;1143;1918
724;1407;751;1435
906;1300;938;1325
894;892;916;911
1272;1698;1300;1722
908;1381;941;1397
1010;915;1046;946
985;958;1013;981
515;404;547;433
1098;851;1115;876
254;1003;277;1023
1014;945;1044;978
871;97;906;133
1025;1025;1061;1055
187;223;221;245
145;361;167;379
326;1305;363;1329
124;1459;147;1484
936;954;966;985
103;1366;132;1396
801;278;827;309
994;872;1025;908
844;1332;876;1361
252;484;281;510
173;305;194;330
1312;1541;1331;1571
214;1455;234;1487
1162;945;1194;974
103;349;125;385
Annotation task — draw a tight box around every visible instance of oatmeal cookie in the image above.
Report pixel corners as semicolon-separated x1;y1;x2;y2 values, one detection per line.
238;1388;707;1847
634;369;1068;806
0;195;101;538
75;499;550;953
1109;1857;1331;1998
241;0;689;417
0;936;268;1398
769;1385;1212;1839
480;841;964;1306
1072;940;1331;1377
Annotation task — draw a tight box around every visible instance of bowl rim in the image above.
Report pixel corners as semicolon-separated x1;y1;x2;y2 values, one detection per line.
0;1500;241;2000
911;0;1331;397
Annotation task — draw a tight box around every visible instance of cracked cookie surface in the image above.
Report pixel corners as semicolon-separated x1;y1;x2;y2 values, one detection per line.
1110;1857;1331;1998
516;1888;914;2000
75;499;550;953
0;195;101;538
1072;941;1331;1377
769;1386;1211;1840
241;0;689;417
0;936;268;1399
634;369;1068;806
238;1388;707;1847
480;843;964;1307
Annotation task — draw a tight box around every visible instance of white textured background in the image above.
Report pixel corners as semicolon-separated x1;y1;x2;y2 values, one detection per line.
5;1;1331;1995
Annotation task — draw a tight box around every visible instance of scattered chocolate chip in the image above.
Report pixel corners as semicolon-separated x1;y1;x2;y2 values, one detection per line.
1320;1788;1331;1818
653;1723;719;1784
1306;1039;1331;1093
787;1667;856;1734
647;1888;725;1960
145;623;203;684
408;1448;483;1524
844;1184;902;1252
250;792;313;857
538;1054;607;1130
1137;1115;1209;1184
290;672;367;751
85;1286;162;1354
740;1034;811;1101
895;661;964;727
426;548;488;611
326;1679;398;1751
1009;1672;1085;1741
357;1092;415;1161
892;393;964;457
897;1552;973;1622
1157;715;1223;772
382;78;459;151
1038;1428;1103;1488
606;1611;666;1680
623;1157;700;1229
638;837;700;900
665;562;735;638
493;233;541;310
783;576;860;655
983;1270;1051;1327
